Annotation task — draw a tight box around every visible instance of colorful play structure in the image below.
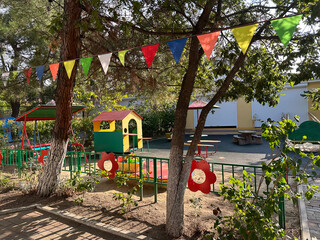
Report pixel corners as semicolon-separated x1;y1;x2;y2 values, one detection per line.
14;104;85;151
93;110;143;153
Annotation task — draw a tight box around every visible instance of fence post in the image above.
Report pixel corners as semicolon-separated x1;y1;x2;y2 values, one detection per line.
153;158;158;203
139;156;143;201
278;195;285;229
18;150;22;177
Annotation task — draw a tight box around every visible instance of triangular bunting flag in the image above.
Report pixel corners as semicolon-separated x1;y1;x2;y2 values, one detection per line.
231;24;258;54
36;65;45;81
118;50;128;66
197;31;220;59
49;63;59;81
64;60;75;79
80;57;93;76
98;53;112;74
12;71;19;79
2;72;9;87
141;44;159;68
24;68;32;84
167;38;188;64
271;14;303;48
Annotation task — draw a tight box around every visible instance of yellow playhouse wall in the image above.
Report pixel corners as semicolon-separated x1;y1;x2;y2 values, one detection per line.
122;112;143;152
308;81;320;121
186;110;195;129
93;121;115;132
237;98;255;129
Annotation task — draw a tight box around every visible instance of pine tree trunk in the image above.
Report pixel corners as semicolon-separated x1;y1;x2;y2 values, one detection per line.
10;100;20;118
37;0;81;197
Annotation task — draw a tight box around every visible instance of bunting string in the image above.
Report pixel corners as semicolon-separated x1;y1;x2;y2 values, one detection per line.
1;13;304;87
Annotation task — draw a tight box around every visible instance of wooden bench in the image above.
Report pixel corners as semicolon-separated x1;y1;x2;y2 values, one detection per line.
233;135;244;143
252;134;262;144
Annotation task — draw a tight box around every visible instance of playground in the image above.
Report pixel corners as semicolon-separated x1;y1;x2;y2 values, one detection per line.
0;107;319;239
0;134;303;240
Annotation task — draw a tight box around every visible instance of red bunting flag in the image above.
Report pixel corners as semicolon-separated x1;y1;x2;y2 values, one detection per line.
141;44;159;68
197;31;221;59
49;63;59;81
24;68;32;84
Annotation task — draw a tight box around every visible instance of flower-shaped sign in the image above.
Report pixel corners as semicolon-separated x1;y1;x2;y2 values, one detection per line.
97;152;119;179
38;149;49;165
188;159;216;194
0;150;3;165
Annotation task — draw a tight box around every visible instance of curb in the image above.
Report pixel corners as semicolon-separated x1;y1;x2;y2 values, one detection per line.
36;205;152;240
298;185;311;240
0;204;39;215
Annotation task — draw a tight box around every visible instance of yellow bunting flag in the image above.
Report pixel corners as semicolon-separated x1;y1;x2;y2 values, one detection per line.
118;50;128;66
231;24;258;54
64;60;75;79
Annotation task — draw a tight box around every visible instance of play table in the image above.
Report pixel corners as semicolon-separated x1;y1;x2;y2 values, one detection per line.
185;139;221;159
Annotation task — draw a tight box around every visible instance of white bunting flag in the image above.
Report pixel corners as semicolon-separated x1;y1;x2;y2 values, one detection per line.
2;72;9;87
98;53;112;74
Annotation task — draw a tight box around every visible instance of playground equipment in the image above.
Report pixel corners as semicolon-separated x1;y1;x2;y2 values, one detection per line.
93;110;143;153
288;120;320;142
14;104;85;152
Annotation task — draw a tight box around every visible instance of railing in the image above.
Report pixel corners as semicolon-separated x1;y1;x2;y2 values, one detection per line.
0;148;266;198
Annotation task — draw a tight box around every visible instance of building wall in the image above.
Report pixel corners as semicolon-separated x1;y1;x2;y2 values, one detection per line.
308;81;320;121
202;101;237;128
252;84;308;127
237;98;254;129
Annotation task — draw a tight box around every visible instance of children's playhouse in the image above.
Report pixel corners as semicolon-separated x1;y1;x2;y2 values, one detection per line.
92;110;143;153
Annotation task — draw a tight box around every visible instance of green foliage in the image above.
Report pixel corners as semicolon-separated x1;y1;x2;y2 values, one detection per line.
208;117;319;239
68;166;102;205
213;171;285;240
301;89;320;110
112;172;142;214
71;117;94;150
135;103;175;137
189;197;202;217
0;171;16;193
19;165;41;194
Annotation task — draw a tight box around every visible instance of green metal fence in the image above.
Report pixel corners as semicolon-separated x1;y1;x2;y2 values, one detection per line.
1;148;285;226
1;148;267;197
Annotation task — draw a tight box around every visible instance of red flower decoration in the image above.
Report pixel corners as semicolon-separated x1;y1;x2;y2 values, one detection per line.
188;159;216;194
97;152;118;179
38;149;49;165
0;150;3;165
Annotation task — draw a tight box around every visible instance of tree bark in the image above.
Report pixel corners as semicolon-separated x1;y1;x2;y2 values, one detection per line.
166;1;218;237
37;0;81;196
10;100;20;118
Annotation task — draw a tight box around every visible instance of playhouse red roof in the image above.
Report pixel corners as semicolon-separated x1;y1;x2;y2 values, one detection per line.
92;110;142;122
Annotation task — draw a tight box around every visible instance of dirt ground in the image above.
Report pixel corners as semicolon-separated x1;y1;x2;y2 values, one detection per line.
0;167;301;240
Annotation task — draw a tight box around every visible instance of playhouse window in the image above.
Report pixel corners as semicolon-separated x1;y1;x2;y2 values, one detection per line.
100;121;110;130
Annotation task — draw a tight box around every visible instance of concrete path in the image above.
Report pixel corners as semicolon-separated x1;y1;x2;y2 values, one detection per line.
302;179;320;240
0;206;134;240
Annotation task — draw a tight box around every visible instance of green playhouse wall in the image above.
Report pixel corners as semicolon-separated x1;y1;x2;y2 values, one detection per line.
94;131;124;153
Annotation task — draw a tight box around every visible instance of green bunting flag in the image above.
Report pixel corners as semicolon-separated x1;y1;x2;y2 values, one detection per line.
80;57;93;76
12;71;20;79
231;24;258;54
271;14;303;48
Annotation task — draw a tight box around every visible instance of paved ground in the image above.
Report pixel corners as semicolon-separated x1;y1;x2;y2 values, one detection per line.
0;209;123;240
303;178;320;240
